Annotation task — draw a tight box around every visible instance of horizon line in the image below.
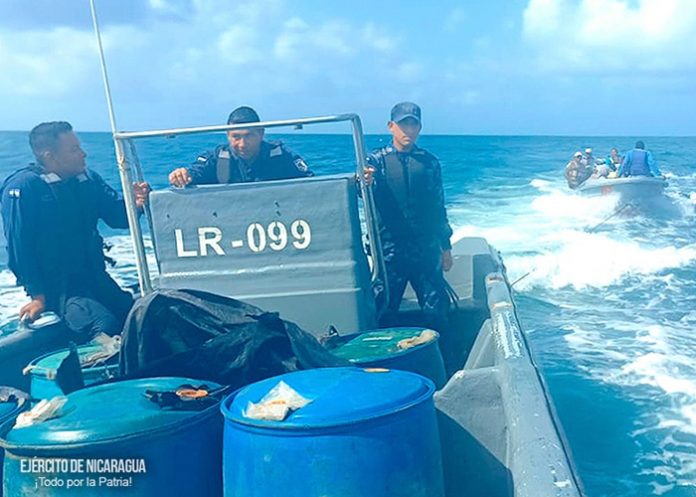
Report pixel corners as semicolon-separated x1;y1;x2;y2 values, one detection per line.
1;129;695;139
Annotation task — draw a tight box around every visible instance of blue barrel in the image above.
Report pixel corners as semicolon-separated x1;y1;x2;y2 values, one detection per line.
0;387;28;497
331;327;447;388
25;344;120;399
221;367;444;497
0;377;222;496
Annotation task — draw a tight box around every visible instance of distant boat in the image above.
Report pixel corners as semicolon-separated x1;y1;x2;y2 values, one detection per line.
578;176;667;204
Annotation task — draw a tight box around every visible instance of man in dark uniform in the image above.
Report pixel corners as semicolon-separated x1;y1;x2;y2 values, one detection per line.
168;106;312;186
364;102;453;333
0;121;150;337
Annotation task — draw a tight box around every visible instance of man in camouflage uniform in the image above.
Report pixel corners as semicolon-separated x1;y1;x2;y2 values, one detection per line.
365;102;453;333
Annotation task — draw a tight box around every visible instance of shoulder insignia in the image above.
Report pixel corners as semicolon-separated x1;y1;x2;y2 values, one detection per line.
270;146;283;158
294;158;309;172
76;173;88;182
8;188;20;198
217;149;230;159
39;172;61;184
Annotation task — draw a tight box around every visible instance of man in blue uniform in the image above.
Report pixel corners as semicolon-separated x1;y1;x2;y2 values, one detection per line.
618;140;662;177
168;106;312;186
364;102;453;333
0;121;150;338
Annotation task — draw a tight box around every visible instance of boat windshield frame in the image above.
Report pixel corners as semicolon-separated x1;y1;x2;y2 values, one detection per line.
111;114;387;303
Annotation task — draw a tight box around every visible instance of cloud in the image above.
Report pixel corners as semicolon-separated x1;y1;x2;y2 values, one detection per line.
147;0;195;21
444;7;467;32
0;27;96;96
217;26;263;65
395;62;425;83
522;0;696;73
0;0;408;130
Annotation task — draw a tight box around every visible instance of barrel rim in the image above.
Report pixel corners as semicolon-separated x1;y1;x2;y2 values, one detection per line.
220;367;435;431
0;406;220;454
0;378;226;453
333;327;441;364
25;344;119;380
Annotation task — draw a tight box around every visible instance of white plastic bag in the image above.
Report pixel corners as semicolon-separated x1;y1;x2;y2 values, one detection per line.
244;381;310;421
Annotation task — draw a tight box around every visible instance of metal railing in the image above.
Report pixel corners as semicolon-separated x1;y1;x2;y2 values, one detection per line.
89;0;387;307
113;115;388;306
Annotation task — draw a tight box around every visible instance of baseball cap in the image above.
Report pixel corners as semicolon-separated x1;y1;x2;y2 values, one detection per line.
227;106;260;125
584;148;592;154
574;151;583;158
390;102;421;124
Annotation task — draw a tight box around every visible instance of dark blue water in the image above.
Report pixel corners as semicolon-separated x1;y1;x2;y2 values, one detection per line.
1;131;695;496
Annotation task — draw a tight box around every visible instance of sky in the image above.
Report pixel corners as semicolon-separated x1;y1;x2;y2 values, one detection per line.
1;0;695;135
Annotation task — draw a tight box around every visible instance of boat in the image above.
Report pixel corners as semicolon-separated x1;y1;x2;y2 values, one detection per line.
102;113;583;496
0;3;586;493
578;175;667;203
0;116;585;496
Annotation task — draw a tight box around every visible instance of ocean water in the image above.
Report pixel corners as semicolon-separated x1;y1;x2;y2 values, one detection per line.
1;130;695;496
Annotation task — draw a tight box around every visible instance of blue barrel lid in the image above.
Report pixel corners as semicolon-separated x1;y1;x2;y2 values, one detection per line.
28;344;118;377
223;367;434;430
333;327;440;363
5;377;220;447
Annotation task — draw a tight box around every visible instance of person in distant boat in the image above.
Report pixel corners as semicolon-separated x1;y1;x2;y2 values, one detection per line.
565;151;594;189
0;121;150;337
581;148;597;167
168;106;312;187
618;141;662;177
582;147;611;177
606;147;623;172
362;102;453;334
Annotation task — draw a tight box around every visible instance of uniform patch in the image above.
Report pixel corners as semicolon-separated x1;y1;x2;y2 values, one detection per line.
294;158;308;172
197;156;208;162
40;172;61;184
8;188;20;198
270;146;282;158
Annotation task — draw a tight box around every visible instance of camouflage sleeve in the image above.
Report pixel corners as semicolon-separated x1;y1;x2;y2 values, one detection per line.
186;149;219;185
360;152;384;198
366;152;386;186
365;152;380;170
431;158;453;251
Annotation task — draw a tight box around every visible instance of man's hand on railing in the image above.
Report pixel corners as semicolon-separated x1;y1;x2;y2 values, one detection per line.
133;182;151;208
169;168;192;188
362;166;376;186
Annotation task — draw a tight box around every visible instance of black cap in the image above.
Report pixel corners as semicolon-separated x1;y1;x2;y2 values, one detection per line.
390;102;421;124
227;106;260;125
635;140;645;150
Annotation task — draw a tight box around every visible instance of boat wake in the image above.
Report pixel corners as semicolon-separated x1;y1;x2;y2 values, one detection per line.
458;180;696;496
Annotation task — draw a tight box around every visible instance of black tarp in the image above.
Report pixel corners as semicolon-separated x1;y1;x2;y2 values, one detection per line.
119;289;350;390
